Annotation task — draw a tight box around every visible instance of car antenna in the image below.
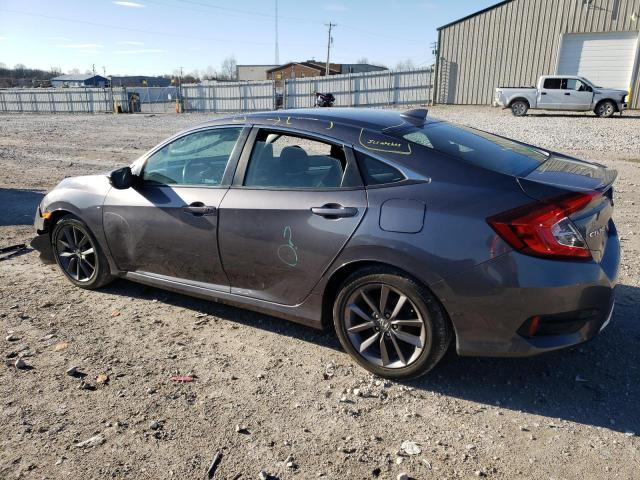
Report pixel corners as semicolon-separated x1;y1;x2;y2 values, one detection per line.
400;108;428;125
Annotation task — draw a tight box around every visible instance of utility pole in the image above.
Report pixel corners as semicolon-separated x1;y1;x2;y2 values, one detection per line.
92;63;96;87
325;22;337;75
274;0;279;65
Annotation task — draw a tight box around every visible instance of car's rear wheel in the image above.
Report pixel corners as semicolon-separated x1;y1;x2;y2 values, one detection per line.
51;215;113;289
333;267;452;379
595;100;615;118
510;100;529;117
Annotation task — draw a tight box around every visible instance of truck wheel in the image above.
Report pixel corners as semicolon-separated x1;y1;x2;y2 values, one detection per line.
510;100;529;117
595;100;615;118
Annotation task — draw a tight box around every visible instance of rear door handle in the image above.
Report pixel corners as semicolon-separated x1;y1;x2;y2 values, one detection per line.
564;92;571;96
311;204;358;218
183;202;216;216
540;92;547;95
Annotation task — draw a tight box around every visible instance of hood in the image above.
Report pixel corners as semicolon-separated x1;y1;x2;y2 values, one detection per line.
594;88;628;96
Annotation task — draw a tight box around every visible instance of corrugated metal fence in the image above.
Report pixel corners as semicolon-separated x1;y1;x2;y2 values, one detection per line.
284;68;434;108
0;69;433;113
181;81;276;112
0;88;129;113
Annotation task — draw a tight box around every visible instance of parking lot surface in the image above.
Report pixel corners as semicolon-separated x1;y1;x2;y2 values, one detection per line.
1;107;639;479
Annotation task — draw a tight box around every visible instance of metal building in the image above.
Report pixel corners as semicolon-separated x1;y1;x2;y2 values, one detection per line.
435;0;640;109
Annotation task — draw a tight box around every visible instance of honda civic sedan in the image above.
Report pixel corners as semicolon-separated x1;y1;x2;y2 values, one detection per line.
32;108;620;379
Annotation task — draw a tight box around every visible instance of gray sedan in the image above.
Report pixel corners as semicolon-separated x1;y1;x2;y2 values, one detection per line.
32;108;620;379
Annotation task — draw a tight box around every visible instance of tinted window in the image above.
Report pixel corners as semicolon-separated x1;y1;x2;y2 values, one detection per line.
143;127;242;185
244;131;346;188
355;151;405;186
399;123;547;176
543;78;562;89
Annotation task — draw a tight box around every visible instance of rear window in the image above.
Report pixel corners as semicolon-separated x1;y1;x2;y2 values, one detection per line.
355;151;405;186
543;78;562;89
398;123;547;176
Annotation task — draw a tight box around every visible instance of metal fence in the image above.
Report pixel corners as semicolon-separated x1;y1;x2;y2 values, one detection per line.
0;69;433;113
181;81;275;112
0;88;129;113
283;68;434;109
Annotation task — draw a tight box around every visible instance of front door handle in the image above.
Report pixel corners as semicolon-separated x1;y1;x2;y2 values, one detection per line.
311;204;358;218
182;202;216;216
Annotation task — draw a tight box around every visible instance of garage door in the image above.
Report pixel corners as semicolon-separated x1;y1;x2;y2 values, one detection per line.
557;32;639;90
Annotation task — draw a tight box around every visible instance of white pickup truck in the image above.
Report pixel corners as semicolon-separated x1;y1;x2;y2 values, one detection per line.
495;75;628;118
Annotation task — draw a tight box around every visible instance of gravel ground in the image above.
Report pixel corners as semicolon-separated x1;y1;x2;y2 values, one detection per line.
0;107;639;480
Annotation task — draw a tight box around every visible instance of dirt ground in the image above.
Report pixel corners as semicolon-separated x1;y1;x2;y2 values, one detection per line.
1;107;639;480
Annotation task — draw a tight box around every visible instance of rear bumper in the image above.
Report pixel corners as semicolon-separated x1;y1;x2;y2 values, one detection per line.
432;230;620;357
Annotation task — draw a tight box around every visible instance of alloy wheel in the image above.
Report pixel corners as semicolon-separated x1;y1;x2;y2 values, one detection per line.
598;102;613;117
55;225;97;282
343;283;427;369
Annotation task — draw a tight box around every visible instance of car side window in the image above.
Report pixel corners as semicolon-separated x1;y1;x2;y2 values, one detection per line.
355;151;405;186
543;78;561;89
244;131;346;189
143;127;242;186
563;78;587;91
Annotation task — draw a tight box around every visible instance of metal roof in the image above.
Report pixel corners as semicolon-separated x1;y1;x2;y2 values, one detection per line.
437;0;513;30
52;74;106;81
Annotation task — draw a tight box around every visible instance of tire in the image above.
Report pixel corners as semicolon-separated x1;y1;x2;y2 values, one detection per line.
510;100;529;117
51;215;113;289
595;100;615;118
333;266;452;380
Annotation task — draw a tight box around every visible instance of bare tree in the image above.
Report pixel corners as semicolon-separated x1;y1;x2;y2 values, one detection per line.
395;59;415;71
220;56;237;81
202;65;217;80
356;57;369;64
69;68;81;75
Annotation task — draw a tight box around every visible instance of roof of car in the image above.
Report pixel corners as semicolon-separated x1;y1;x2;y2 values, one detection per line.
200;108;439;137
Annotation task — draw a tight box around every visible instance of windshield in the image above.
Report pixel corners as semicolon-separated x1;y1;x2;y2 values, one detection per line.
397;122;548;176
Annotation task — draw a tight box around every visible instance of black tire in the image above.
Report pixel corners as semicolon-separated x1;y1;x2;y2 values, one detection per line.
333;266;452;380
51;215;113;289
595;100;616;118
510;100;529;117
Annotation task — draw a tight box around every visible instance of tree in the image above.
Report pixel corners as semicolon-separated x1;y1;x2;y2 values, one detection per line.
356;57;369;64
219;56;237;81
202;65;217;80
395;59;415;71
69;68;81;75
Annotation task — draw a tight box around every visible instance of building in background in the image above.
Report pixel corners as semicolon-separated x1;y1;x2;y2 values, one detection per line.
267;61;387;86
435;0;640;109
236;65;279;81
51;74;108;88
110;76;171;87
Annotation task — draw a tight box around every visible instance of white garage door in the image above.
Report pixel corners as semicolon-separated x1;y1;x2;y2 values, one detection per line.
557;32;639;90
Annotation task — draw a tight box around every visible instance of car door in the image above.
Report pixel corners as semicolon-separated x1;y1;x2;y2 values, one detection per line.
218;127;367;305
102;126;248;290
560;78;593;110
537;77;563;109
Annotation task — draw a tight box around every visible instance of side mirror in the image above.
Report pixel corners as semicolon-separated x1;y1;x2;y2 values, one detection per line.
109;166;137;189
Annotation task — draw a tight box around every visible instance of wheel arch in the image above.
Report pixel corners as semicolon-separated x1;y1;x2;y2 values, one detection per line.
594;98;619;113
320;260;453;335
508;97;530;108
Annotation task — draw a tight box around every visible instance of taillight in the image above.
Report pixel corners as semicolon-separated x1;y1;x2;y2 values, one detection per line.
487;191;600;260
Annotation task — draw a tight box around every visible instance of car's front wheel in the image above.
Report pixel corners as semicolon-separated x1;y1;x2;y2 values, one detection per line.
595;100;616;118
51;215;113;289
333;267;452;379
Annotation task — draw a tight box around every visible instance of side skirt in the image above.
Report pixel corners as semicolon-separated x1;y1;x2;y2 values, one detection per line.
122;271;324;329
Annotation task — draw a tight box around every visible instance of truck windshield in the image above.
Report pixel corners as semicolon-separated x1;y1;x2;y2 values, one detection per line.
397;123;548;176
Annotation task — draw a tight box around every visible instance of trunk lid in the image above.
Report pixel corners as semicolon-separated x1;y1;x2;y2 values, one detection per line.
517;154;617;262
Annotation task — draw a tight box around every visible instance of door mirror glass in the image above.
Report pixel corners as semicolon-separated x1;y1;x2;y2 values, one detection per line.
110;166;137;189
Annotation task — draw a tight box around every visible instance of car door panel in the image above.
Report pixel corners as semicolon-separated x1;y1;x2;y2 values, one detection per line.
103;185;230;289
102;126;247;289
218;188;367;305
